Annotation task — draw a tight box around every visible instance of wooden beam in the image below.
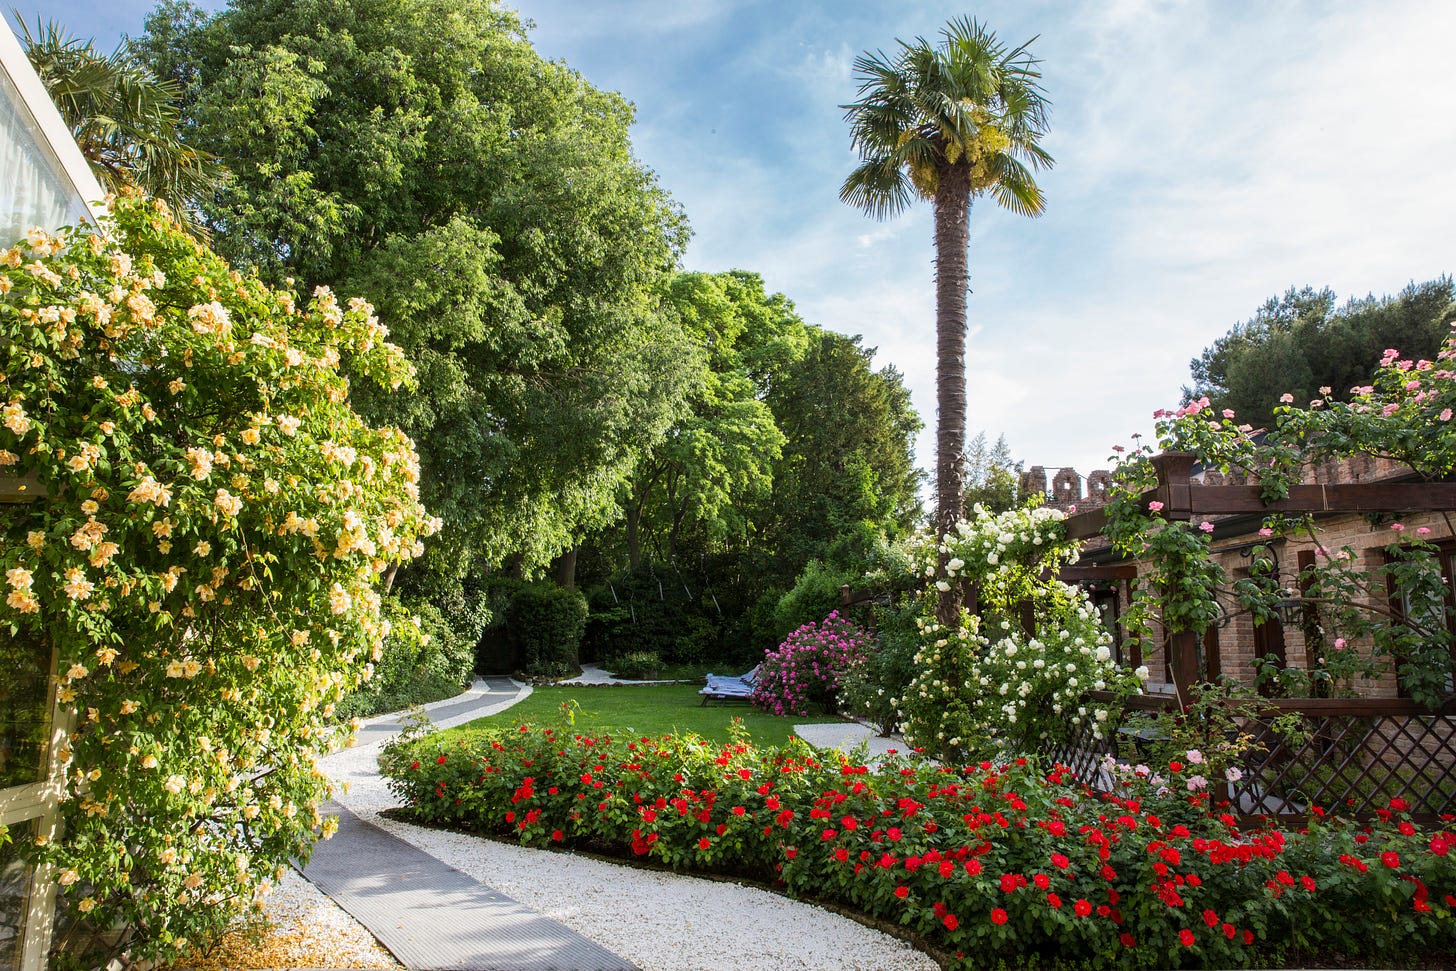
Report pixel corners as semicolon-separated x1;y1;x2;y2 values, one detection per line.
0;472;41;503
1059;564;1139;581
1189;482;1456;515
1063;505;1110;541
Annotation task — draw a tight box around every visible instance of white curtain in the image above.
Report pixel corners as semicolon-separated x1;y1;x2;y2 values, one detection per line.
0;67;89;246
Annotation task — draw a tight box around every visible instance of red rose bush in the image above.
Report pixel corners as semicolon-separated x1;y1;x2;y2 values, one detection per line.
382;721;1456;969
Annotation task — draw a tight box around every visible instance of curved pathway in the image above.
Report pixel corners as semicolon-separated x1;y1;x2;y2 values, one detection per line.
310;677;938;971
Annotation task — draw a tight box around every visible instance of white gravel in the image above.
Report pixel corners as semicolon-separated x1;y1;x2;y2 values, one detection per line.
317;696;939;971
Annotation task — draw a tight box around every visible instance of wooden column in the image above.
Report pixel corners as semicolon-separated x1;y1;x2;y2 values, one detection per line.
1151;452;1201;700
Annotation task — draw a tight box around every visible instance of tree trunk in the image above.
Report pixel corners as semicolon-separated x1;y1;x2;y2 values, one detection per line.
554;547;579;590
626;505;642;572
933;162;972;627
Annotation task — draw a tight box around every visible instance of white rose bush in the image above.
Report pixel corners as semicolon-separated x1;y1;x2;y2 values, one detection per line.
0;197;438;967
897;505;1142;760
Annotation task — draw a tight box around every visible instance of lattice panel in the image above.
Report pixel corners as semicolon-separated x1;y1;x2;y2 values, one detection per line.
1228;713;1456;818
1048;716;1119;789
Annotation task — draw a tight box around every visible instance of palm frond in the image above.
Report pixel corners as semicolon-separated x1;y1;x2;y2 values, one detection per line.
839;157;913;221
18;14;222;236
984;155;1046;217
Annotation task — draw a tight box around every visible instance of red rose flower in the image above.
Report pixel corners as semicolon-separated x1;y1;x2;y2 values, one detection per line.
1119;933;1135;948
1382;851;1401;869
1223;923;1236;939
1033;873;1051;890
1074;899;1093;917
990;907;1009;925
999;874;1019;893
944;914;959;931
1179;929;1195;947
1203;909;1219;927
1047;894;1062;909
834;848;850;863
894;886;909;899
698;837;711;850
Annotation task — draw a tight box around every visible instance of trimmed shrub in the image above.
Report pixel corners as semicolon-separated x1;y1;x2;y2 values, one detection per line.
770;558;856;639
506;582;588;676
605;650;662;680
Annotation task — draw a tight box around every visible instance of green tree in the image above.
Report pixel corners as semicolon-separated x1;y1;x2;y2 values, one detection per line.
962;431;1022;513
1186;278;1456;429
617;272;807;573
840;17;1053;622
140;0;692;584
762;326;922;577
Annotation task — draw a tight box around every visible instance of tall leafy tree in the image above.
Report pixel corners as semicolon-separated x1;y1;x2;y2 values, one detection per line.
618;272;797;572
1186;278;1456;429
140;0;693;585
840;17;1053;622
762;327;923;578
19;18;221;232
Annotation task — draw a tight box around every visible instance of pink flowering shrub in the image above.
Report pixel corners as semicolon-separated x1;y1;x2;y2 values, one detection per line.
751;612;873;716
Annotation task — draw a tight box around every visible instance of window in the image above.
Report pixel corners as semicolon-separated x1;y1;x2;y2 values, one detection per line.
0;59;91;244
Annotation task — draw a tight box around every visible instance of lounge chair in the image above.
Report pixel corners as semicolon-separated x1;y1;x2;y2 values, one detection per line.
699;665;760;706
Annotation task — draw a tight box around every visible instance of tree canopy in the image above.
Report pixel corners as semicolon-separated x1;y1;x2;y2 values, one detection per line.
137;0;693;583
1185;278;1456;429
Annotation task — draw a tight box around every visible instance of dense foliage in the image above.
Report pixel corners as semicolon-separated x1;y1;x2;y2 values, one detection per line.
503;582;589;677
0;198;436;966
139;0;694;589
333;595;478;719
383;722;1456;969
1185;278;1455;430
582;272;921;658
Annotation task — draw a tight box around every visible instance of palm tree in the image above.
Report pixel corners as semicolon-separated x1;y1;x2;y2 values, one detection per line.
841;17;1053;623
18;18;221;235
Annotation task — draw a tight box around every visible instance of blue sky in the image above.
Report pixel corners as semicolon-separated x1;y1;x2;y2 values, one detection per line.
15;0;1456;481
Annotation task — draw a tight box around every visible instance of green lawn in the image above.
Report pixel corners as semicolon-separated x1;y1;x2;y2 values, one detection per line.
443;683;846;747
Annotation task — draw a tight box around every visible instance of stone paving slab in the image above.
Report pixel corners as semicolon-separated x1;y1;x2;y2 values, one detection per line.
302;802;636;971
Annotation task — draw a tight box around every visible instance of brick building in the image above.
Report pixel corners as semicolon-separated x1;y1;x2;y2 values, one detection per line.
1024;456;1456;701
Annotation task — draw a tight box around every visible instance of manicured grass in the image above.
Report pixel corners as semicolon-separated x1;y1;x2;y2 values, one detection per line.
444;683;844;747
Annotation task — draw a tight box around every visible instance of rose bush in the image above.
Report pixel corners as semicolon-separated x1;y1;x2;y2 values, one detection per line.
1104;327;1456;706
751;612;873;716
383;721;1456;969
0;198;438;967
894;506;1143;761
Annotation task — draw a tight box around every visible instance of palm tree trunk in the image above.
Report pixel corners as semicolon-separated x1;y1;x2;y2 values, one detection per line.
933;162;972;626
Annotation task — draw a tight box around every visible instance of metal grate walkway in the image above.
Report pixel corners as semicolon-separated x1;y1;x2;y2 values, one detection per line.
302;802;636;971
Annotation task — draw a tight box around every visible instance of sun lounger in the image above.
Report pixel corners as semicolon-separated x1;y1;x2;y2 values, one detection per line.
699;665;760;706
